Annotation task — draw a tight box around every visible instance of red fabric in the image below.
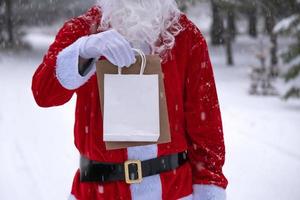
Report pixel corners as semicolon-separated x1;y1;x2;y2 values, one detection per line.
31;6;228;200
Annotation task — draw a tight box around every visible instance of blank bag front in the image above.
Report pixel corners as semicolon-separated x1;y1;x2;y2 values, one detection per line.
103;50;160;142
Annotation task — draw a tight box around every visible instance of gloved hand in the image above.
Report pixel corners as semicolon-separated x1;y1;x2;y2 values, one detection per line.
79;29;136;68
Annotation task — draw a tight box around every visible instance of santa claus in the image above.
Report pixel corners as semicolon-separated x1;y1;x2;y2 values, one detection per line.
31;0;228;199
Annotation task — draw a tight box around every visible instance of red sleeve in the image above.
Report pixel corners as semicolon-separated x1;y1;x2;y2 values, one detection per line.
184;23;228;189
31;6;101;107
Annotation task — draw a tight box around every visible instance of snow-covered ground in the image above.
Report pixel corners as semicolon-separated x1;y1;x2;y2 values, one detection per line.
0;40;78;199
212;40;300;200
1;3;300;200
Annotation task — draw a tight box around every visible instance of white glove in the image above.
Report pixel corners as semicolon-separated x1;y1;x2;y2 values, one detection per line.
79;29;136;68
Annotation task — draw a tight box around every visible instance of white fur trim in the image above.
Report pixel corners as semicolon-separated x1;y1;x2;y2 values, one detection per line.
192;184;226;200
127;144;158;161
56;36;96;90
68;194;77;200
127;144;162;200
179;194;193;200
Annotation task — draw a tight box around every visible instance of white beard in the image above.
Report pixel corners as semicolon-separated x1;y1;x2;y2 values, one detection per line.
96;0;182;59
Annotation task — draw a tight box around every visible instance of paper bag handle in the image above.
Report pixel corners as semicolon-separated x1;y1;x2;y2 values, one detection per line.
118;48;147;75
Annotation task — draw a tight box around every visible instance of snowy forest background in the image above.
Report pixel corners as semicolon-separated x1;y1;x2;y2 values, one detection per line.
0;0;300;200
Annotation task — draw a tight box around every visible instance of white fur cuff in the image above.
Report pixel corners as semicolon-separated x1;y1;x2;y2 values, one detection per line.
56;36;96;90
192;184;226;200
68;194;77;200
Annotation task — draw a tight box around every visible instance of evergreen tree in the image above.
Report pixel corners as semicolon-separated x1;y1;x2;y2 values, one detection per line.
260;0;298;78
274;12;300;99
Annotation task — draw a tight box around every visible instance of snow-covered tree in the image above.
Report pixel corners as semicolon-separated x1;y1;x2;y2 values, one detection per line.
249;36;278;96
260;0;299;78
274;13;300;99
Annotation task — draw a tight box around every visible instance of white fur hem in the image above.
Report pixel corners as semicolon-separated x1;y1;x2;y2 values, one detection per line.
192;184;226;200
56;36;96;90
179;194;193;200
68;192;193;200
68;194;77;200
127;144;162;200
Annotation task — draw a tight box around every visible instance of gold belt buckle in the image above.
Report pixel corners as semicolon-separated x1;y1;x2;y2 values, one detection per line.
124;160;143;184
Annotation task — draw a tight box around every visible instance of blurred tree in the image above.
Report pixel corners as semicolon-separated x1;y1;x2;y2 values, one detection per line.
262;0;278;71
210;0;225;45
4;0;13;46
248;9;257;37
0;0;4;45
211;0;240;65
0;0;94;49
249;36;278;96
225;0;237;65
266;8;278;76
260;0;298;77
274;10;300;99
176;0;189;12
236;0;259;38
0;0;14;48
225;8;234;66
227;5;236;40
176;0;197;12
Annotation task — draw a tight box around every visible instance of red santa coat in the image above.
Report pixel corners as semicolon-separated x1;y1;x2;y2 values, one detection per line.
31;6;228;200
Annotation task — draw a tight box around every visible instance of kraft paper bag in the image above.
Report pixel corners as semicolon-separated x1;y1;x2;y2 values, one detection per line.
96;51;171;150
104;50;160;142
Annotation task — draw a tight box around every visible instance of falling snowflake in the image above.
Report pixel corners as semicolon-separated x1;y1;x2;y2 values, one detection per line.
98;185;104;194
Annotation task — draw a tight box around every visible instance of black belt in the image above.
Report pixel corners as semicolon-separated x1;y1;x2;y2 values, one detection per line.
80;151;188;184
